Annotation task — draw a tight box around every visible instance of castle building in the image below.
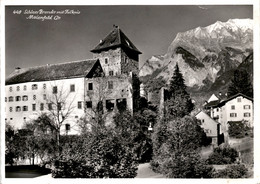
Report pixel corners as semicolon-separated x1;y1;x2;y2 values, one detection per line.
5;25;141;134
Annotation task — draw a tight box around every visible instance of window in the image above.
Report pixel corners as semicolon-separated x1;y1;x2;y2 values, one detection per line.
9;96;14;102
32;104;36;111
106;99;114;111
78;101;82;109
16;86;20;91
53;86;58;94
88;83;93;90
23;106;28;111
33;95;36;100
108;81;113;89
9;87;12;92
16;96;21;101
32;84;38;90
109;71;114;76
43;94;47;100
202;119;205;123
48;103;53;110
22;95;28;101
65;124;70;131
70;84;75;92
43;83;46;89
5;97;7;102
116;98;127;112
237;98;241;102
244;105;250;109
230;113;237;117
231;105;235;110
244;113;251;117
9;107;13;112
40;103;44;111
105;58;108;64
16;106;21;112
86;101;92;108
23;85;27;91
57;103;62;110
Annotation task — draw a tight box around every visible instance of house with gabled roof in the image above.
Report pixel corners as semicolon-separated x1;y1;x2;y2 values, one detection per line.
195;111;220;146
5;25;141;134
203;92;253;143
216;93;253;131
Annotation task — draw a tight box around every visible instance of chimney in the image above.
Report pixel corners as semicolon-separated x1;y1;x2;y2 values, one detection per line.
15;67;21;70
99;39;103;43
113;24;118;28
219;92;222;96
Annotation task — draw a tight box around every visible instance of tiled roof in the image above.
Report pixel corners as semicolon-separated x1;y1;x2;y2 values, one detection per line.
217;93;253;107
6;59;98;85
91;26;142;54
204;100;220;109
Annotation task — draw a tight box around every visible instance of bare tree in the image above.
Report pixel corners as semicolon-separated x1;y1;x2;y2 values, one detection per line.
78;77;112;135
37;82;77;148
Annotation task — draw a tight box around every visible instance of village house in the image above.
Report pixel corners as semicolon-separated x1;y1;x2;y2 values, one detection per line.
195;111;220;146
203;92;253;143
5;25;141;134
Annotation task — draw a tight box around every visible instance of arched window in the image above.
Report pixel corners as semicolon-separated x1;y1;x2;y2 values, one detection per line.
16;106;21;112
22;95;28;101
32;84;38;90
9;96;14;102
16;96;21;101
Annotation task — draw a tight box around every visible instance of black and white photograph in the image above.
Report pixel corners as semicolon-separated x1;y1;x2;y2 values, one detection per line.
1;2;259;182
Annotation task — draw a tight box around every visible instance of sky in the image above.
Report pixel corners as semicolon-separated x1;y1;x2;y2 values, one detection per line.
5;5;253;76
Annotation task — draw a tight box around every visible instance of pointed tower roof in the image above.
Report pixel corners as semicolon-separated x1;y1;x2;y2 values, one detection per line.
91;25;142;54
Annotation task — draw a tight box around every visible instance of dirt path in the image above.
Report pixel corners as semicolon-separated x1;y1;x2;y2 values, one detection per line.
136;163;165;178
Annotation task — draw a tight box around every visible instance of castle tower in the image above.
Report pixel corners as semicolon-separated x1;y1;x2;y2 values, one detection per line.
91;25;142;76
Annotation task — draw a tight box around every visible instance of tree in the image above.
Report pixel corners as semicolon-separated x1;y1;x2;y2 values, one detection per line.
43;84;76;149
165;63;194;118
151;116;214;178
227;69;253;98
52;117;138;178
22;118;58;164
207;146;238;165
113;107;157;163
227;121;250;138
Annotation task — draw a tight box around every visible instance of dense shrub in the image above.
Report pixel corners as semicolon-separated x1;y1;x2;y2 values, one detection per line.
213;164;248;178
228;121;250;138
52;128;138;178
207;146;238;164
151;116;214;178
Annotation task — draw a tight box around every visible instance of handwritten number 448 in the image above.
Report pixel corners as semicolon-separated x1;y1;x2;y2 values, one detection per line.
13;10;22;14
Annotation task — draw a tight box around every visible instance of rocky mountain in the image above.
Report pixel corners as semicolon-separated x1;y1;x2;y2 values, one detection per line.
140;19;253;92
